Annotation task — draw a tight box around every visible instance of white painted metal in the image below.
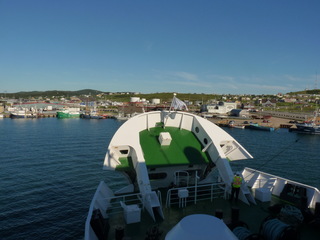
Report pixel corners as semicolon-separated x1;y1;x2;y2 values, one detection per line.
165;214;238;240
242;167;320;209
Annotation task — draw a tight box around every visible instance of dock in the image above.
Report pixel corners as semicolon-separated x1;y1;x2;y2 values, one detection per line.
208;117;295;130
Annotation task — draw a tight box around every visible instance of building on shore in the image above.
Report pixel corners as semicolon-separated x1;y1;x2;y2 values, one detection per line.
200;102;237;117
229;109;250;118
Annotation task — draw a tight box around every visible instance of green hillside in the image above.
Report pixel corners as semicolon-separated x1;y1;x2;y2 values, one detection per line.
288;89;320;95
2;89;319;102
1;89;104;98
1;90;221;103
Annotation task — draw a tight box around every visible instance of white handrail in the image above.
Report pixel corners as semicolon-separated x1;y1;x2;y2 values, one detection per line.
166;182;225;208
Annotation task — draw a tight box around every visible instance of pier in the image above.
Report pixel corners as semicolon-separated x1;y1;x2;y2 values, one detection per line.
208;116;296;130
1;112;117;119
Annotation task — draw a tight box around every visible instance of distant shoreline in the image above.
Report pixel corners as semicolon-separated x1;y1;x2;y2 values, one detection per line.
207;116;294;129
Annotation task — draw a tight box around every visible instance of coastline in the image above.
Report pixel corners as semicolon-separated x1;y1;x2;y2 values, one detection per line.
207;116;295;129
1;112;296;129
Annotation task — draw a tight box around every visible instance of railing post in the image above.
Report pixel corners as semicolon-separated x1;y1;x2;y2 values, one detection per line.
194;171;198;204
157;190;162;207
166;189;171;208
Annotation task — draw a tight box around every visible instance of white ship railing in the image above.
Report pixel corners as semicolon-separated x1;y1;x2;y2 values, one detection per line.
243;167;320;209
165;182;225;208
104;192;144;216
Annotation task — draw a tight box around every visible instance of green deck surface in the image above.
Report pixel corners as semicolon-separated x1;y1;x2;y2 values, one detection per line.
139;126;211;167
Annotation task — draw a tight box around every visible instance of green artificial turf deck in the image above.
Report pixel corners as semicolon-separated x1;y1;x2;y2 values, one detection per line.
139;126;211;167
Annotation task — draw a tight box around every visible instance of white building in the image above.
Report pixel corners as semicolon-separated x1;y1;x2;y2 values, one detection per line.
151;98;161;104
130;97;140;102
202;102;237;115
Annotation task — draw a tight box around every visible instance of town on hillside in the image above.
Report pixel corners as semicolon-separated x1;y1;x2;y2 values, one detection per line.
0;91;319;129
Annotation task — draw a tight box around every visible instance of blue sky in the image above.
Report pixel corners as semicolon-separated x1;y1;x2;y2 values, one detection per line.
1;0;319;94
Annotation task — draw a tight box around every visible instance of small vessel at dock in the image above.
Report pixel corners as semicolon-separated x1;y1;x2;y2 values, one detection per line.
56;108;81;119
81;103;103;119
290;122;320;134
10;109;37;118
81;108;103;119
81;113;103;119
228;120;245;129
246;123;275;131
290;110;320;134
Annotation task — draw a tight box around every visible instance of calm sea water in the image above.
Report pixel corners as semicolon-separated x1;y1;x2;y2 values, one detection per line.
0;118;319;239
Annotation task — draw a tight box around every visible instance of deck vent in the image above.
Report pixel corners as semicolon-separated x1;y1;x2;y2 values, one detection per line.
159;132;172;146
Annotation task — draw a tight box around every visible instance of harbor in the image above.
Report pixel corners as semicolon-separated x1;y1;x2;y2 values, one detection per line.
2;109;319;134
211;116;297;130
1;93;319;135
0;111;117;119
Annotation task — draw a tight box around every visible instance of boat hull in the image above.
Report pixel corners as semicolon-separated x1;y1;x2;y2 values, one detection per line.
290;124;320;134
246;124;274;131
81;114;103;119
56;112;80;119
10;113;37;119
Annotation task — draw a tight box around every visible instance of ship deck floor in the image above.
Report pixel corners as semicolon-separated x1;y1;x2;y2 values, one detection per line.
139;126;211;168
105;192;320;240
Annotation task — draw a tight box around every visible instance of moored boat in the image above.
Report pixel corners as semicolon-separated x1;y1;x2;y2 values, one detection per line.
290;122;320;135
81;104;103;119
85;99;320;240
290;111;320;134
10;110;37;118
233;125;245;129
82;114;103;119
81;110;103;119
228;120;245;129
246;123;275;131
56;108;80;119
